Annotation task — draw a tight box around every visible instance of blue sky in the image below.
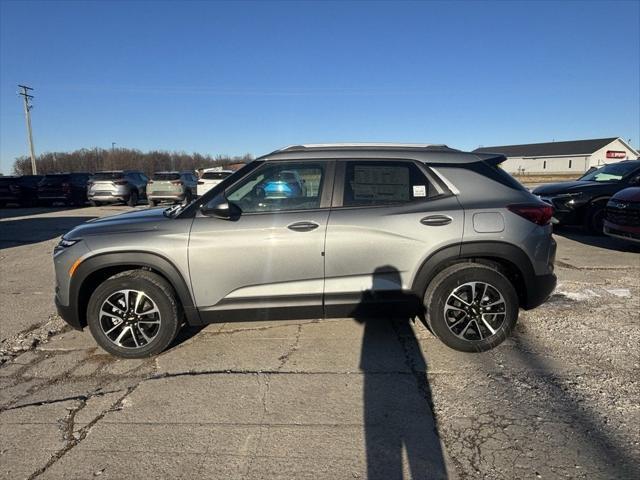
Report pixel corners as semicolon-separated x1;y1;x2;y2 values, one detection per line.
1;0;638;174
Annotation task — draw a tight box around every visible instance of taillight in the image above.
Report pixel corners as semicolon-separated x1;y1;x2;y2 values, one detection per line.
171;180;184;185
508;204;554;226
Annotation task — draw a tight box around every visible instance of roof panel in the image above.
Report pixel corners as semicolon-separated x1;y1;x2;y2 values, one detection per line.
473;137;618;157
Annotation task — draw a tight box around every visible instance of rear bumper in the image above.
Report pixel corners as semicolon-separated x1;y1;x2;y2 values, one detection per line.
88;193;129;202
55;295;83;330
523;273;557;309
148;193;185;201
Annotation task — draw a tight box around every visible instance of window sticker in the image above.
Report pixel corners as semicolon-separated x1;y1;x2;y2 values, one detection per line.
412;185;427;197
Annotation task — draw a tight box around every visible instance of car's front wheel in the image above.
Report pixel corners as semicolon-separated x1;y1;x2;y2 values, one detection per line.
584;200;607;235
424;263;519;352
87;270;182;358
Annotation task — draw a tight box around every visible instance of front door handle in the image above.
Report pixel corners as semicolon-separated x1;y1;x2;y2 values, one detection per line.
420;215;452;226
287;221;320;232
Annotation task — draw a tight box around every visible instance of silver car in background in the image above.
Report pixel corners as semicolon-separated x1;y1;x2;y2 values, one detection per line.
87;170;148;207
196;170;233;197
147;171;198;206
53;143;556;358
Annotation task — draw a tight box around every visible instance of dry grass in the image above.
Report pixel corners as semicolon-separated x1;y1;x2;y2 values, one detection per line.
513;174;580;184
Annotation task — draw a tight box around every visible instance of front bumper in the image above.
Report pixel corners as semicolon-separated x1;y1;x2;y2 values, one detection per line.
603;221;640;243
55;295;83;330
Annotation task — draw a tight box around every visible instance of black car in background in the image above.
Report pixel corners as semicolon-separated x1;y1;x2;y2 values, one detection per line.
37;172;93;206
0;175;43;207
532;160;640;233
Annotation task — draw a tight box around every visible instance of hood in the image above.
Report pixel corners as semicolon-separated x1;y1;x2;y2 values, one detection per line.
532;180;613;196
611;187;640;203
65;207;169;239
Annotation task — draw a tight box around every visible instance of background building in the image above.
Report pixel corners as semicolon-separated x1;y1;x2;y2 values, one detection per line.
474;137;639;175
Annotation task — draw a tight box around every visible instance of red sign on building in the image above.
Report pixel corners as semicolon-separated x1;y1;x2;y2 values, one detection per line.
606;151;626;159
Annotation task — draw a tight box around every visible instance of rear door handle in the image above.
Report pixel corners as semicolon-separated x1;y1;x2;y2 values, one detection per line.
420;215;452;226
287;221;320;232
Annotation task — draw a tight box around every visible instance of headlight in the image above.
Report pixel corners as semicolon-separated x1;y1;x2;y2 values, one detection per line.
551;192;585;207
54;237;79;254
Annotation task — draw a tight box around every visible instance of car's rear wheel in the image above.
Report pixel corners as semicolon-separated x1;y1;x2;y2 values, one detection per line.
90;200;102;207
149;200;158;207
424;263;519;352
87;270;182;358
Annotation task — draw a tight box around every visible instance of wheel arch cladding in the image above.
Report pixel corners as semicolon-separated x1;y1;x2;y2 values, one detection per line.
71;251;200;329
412;241;535;309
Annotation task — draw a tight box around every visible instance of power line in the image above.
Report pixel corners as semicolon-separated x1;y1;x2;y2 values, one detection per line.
18;85;37;175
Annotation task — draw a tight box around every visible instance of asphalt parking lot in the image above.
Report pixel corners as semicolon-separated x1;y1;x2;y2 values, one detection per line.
1;205;639;479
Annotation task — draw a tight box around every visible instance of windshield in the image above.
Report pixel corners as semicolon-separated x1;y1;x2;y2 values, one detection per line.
94;172;124;180
202;172;231;180
579;162;640;182
153;173;180;181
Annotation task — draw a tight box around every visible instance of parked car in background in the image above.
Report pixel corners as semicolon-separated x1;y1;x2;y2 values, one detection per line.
603;187;640;244
196;170;233;197
88;170;148;207
53;143;556;357
37;172;92;206
147;171;198;206
256;169;307;199
0;175;42;207
532;160;640;233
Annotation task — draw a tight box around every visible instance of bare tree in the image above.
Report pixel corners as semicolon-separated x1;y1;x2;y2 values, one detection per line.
12;148;254;176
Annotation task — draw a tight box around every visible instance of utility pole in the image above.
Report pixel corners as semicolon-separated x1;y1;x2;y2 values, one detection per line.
18;85;37;174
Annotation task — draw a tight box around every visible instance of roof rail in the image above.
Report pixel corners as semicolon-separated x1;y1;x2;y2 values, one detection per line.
276;143;451;152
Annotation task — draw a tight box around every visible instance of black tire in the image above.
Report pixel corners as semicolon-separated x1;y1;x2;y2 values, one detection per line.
87;270;182;358
149;199;158;207
424;263;519;352
127;190;139;207
90;200;102;207
584;201;607;235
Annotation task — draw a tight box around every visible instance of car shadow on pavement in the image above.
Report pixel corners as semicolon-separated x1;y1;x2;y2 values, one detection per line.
354;266;448;480
0;205;77;220
0;215;97;249
553;226;640;253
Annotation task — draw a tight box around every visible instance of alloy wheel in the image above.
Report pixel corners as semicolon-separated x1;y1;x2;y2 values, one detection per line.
443;281;507;341
99;289;161;349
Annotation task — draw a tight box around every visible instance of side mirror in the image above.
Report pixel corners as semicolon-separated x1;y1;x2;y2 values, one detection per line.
201;194;240;220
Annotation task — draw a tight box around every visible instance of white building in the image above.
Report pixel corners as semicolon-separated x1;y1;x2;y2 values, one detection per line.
473;137;639;175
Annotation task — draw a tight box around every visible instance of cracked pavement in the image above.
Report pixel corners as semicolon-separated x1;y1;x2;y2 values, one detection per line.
1;206;639;479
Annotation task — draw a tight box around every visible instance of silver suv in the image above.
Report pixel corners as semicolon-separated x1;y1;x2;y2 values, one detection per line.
53;144;556;358
87;170;148;207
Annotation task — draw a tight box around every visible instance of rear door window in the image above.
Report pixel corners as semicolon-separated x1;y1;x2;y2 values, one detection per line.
341;161;436;207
